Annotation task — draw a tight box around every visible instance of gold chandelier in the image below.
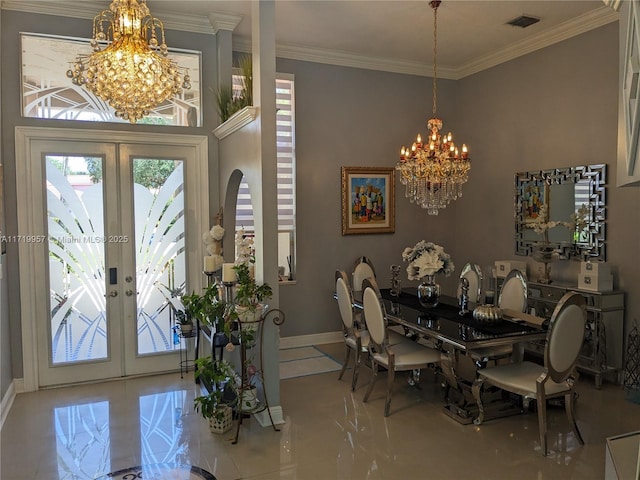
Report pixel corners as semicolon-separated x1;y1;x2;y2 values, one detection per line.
396;0;470;215
66;0;190;123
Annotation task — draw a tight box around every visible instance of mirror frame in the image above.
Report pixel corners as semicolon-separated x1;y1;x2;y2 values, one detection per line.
514;164;606;261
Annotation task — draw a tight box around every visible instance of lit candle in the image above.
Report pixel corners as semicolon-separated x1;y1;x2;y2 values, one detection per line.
204;255;216;273
222;263;237;283
461;144;469;159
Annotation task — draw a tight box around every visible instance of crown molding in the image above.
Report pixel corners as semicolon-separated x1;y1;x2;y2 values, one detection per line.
209;12;243;34
455;6;619;79
0;1;216;34
2;1;619;79
232;37;458;79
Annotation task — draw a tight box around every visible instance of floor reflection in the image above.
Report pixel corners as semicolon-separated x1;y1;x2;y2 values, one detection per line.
52;389;191;479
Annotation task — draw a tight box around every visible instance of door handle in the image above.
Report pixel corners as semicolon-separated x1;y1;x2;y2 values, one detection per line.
125;290;137;296
109;290;118;297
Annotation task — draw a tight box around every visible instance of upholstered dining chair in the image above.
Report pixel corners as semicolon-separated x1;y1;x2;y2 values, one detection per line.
352;256;376;292
471;291;587;456
361;278;442;416
498;268;528;313
335;271;405;391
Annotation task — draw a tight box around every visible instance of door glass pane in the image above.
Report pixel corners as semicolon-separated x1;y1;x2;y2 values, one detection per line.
46;156;107;364
133;159;185;355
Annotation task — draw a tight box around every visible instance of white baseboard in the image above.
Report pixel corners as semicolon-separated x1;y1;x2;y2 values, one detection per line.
254;405;285;427
279;331;343;349
1;378;22;431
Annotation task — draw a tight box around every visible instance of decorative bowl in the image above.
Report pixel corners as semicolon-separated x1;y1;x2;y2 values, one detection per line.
472;304;503;324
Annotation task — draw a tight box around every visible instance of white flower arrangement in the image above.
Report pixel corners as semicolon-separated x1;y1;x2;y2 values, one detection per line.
402;241;455;280
235;229;254;266
203;224;225;272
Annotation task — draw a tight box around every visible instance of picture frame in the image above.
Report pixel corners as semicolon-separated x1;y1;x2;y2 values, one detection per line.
522;182;549;224
341;166;395;235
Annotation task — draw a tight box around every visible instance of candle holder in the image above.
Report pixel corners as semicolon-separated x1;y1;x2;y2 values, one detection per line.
222;281;236;304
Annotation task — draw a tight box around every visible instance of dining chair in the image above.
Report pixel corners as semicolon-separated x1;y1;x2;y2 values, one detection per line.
352;256;376;292
498;268;528;313
467;268;529;369
335;271;405;391
361;278;442;416
471;291;587;456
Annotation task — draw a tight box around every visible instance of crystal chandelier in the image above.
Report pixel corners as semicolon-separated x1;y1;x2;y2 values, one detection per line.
396;0;470;215
66;0;191;123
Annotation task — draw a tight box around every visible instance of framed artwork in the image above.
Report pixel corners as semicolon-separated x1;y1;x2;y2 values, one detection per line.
522;183;548;224
341;166;395;235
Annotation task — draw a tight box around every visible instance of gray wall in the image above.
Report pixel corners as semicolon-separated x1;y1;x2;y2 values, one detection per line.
276;21;639;342
454;21;640;338
275;58;460;337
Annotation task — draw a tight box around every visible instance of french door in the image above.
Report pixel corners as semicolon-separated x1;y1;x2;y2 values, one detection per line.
16;128;209;389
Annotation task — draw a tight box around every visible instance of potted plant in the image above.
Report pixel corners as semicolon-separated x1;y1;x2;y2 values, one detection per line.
175;310;193;335
193;356;237;434
215;54;253;122
232;261;273;329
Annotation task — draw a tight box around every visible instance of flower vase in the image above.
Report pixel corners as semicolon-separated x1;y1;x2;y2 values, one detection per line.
417;274;440;309
531;244;560;284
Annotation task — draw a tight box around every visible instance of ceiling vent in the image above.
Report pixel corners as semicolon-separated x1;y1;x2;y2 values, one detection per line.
506;15;540;28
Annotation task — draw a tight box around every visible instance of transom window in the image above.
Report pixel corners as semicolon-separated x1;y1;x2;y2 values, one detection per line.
20;33;201;126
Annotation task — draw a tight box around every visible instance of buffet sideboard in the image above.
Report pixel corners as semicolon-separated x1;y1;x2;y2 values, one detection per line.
498;278;625;388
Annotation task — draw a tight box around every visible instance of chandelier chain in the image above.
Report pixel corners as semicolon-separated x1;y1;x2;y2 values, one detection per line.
432;3;438;116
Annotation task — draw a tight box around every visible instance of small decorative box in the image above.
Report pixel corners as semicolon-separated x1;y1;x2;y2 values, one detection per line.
494;260;527;278
578;271;613;292
580;261;612;277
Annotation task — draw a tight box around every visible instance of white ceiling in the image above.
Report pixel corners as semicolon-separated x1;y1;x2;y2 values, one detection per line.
2;0;620;79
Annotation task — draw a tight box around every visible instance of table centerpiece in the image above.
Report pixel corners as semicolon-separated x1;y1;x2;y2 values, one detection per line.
402;240;455;308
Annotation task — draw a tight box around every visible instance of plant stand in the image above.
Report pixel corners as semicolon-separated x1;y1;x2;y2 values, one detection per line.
179;330;196;378
232;307;285;445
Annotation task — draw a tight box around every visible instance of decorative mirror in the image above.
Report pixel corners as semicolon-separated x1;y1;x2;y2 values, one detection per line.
514;164;606;261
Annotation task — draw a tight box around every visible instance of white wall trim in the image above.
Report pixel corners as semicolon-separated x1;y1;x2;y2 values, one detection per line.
213;106;259;140
0;379;21;430
279;331;343;349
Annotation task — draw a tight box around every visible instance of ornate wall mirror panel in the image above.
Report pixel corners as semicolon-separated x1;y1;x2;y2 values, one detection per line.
514;164;606;261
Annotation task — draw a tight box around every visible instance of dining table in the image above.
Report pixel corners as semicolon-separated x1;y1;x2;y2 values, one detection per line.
348;287;549;424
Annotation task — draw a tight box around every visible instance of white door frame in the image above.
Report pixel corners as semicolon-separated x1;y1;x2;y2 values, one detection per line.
15;126;209;392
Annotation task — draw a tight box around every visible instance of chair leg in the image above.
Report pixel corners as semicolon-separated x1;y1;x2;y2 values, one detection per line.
384;366;395;417
363;360;378;403
351;348;364;391
338;345;352;381
565;391;584;445
471;377;485;425
537;393;549;456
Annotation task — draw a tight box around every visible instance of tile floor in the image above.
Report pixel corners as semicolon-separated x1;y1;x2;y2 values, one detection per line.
1;342;639;480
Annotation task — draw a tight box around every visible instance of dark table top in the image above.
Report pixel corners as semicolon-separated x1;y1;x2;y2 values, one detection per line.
354;288;547;351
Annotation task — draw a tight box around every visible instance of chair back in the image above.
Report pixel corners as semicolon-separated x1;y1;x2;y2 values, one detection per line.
335;270;355;330
457;263;483;304
352;256;376;291
362;282;387;351
545;292;587;382
498;269;528;312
